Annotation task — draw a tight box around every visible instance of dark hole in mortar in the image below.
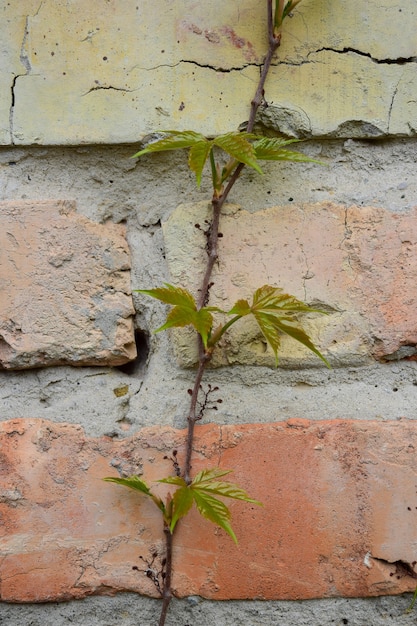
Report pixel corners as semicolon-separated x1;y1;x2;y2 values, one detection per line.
116;329;149;375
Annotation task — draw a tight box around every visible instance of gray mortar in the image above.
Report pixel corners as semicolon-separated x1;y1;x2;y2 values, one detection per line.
1;140;417;436
1;139;417;622
0;594;416;625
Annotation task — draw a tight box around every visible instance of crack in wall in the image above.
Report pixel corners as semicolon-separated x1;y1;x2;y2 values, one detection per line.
136;48;417;74
130;58;260;74
9;16;32;144
273;47;417;68
387;71;405;132
82;85;138;97
369;555;417;580
311;47;417;66
180;58;259;73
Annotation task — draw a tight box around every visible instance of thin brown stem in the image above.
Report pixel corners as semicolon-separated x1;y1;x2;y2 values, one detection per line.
158;1;284;622
197;197;222;310
184;0;282;492
183;341;211;484
158;526;173;626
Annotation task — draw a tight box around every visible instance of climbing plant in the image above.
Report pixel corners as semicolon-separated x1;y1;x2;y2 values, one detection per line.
105;1;328;625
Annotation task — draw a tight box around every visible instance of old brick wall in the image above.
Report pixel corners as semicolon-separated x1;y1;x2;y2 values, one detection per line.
1;1;417;625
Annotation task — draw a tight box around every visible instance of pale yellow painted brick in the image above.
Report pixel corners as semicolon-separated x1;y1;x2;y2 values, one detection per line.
263;52;403;137
1;0;416;144
0;11;30;144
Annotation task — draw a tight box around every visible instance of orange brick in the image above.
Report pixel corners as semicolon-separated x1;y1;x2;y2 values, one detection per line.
0;418;416;602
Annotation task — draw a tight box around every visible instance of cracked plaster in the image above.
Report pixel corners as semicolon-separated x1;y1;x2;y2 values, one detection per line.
1;0;416;144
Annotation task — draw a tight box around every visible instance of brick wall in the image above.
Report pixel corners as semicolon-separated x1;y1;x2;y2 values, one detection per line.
1;1;417;625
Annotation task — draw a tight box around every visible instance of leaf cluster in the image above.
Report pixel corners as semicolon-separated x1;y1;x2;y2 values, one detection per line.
133;130;321;194
137;283;329;367
104;468;261;544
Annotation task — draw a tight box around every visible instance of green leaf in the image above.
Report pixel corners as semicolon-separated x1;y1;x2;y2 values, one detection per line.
272;316;328;364
193;480;262;506
157;306;213;347
192;490;238;543
136;284;196;308
103;475;152;495
227;299;251;316
132;130;207;158
214;132;263;174
254;137;324;164
282;0;295;21
170;486;194;533
136;284;213;347
159;476;187;487
252;285;318;313
407;585;417;613
191;468;233;484
227;285;329;367
191;469;261;503
103;475;166;514
191;469;262;542
188;140;214;186
162;468;262;542
251;310;282;359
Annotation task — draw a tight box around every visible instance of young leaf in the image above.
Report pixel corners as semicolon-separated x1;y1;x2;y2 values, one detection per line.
214;132;263;174
227;299;251;316
104;475;152;495
170;486;194;533
158;306;213;348
161;468;262;542
229;285;330;367
191;469;262;542
132;130;206;158
188;139;214;187
192;489;238;544
136;284;213;347
407;585;417;613
103;475;166;514
192;468;262;505
137;284;196;308
254;137;323;164
191;468;233;484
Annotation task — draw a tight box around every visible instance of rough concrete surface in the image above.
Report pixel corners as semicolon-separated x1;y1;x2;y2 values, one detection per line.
1;594;417;626
0;200;136;369
2;0;416;143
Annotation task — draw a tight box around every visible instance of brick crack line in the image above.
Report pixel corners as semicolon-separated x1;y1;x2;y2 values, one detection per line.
309;47;417;66
81;85;140;96
274;47;417;67
9;9;39;144
129;59;262;74
340;207;354;273
387;70;405;133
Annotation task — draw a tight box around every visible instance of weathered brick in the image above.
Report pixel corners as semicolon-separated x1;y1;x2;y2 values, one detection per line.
0;200;136;369
163;202;417;367
2;2;416;144
0;418;416;602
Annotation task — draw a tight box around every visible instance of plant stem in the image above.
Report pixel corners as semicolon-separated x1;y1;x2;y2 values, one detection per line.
183;341;211;484
158;526;173;626
158;2;283;622
185;0;282;515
